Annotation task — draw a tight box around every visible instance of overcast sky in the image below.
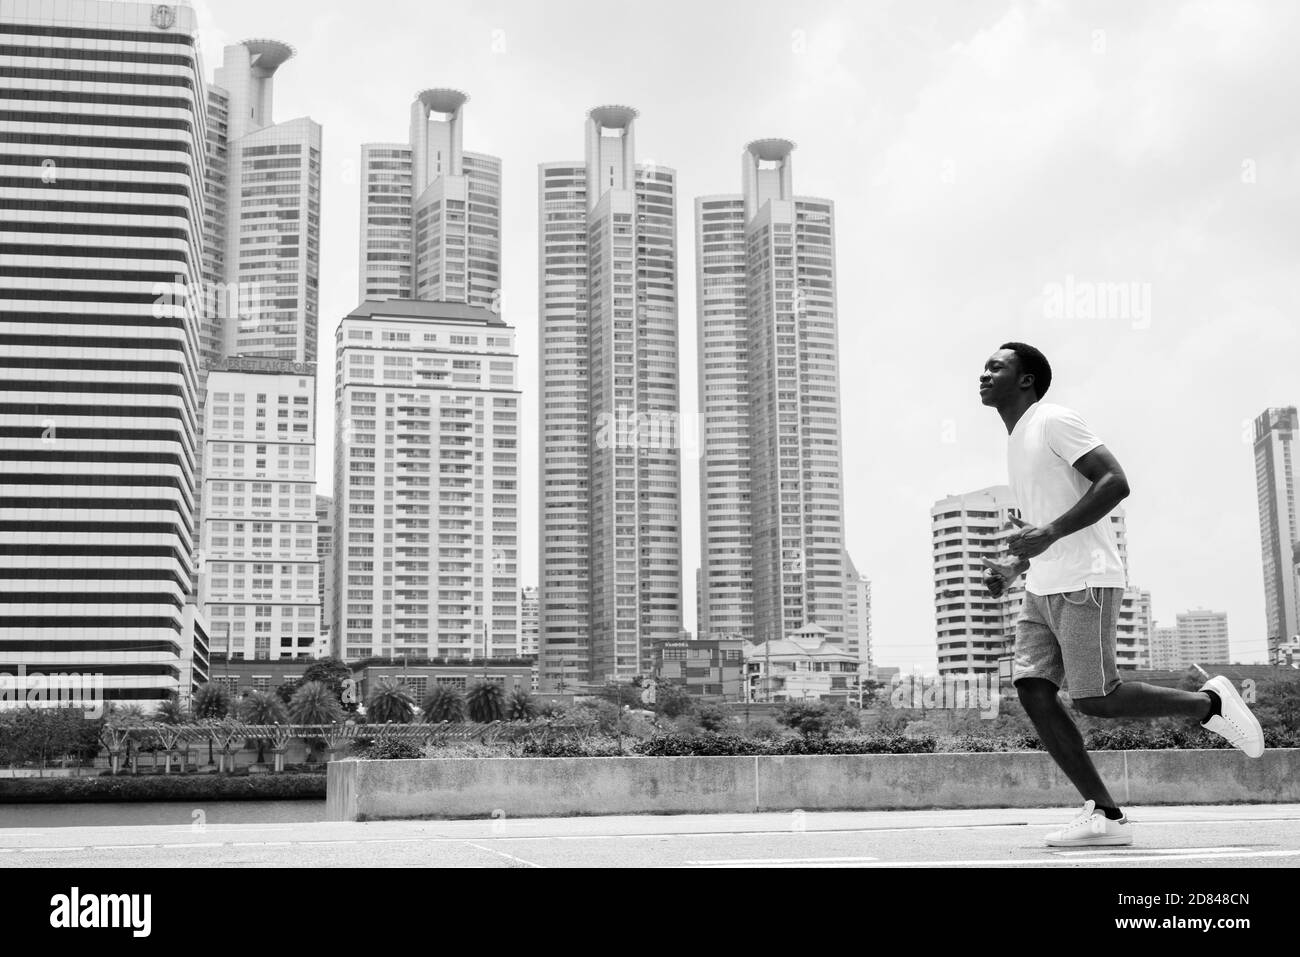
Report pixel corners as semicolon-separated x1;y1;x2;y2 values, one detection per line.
192;0;1299;668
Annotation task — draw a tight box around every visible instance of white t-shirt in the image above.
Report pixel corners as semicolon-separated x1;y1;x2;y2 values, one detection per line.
1007;401;1127;595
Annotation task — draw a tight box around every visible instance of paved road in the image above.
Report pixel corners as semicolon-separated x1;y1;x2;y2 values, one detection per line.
2;804;1298;867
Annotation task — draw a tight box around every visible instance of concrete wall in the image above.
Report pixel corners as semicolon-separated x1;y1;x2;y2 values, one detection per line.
326;749;1300;821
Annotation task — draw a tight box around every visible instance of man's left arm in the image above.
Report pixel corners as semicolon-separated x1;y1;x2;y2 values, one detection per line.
1007;446;1131;559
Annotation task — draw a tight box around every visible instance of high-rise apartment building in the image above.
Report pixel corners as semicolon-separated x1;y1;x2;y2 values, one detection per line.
316;494;334;655
332;299;520;660
1150;624;1181;670
932;487;1026;675
199;358;319;660
202;41;321;365
358;90;501;308
696;140;845;645
0;0;210;704
520;586;539;658
1175;609;1231;665
537;107;682;689
844;551;872;669
1254;407;1299;664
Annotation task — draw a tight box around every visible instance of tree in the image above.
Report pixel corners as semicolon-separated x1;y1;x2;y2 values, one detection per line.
506;688;537;721
367;678;415;724
777;700;842;738
155;693;188;725
302;657;352;699
466;680;506;723
654;682;695;719
289;680;344;762
239;690;288;764
289;680;344;725
421;684;466;723
193;683;232;719
274;678;302;706
696;702;734;732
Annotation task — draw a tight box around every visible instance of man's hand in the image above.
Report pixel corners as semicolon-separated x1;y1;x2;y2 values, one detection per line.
980;556;1027;598
1006;514;1058;560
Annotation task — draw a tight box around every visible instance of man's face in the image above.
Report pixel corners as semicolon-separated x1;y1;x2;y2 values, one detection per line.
979;348;1027;406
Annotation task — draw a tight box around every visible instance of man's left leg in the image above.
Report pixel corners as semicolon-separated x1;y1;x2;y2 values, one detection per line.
1061;588;1264;756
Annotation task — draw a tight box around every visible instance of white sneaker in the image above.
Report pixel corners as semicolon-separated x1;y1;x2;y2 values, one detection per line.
1045;800;1133;847
1201;675;1265;758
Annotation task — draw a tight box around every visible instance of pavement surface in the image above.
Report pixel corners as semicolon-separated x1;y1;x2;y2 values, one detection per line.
2;803;1299;867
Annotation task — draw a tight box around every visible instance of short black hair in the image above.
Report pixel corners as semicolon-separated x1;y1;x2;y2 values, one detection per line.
999;342;1052;398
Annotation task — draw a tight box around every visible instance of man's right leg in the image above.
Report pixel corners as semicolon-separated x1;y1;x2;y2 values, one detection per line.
1016;677;1118;808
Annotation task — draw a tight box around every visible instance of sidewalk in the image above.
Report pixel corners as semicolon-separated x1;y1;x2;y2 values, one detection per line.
3;804;1299;867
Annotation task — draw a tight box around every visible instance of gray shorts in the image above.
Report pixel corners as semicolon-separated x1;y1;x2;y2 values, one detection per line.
1012;587;1123;700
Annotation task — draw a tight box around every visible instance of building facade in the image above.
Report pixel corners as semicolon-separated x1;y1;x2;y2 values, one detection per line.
744;624;859;704
358;90;501;308
537;107;682;690
1150;624;1181;670
1254;407;1299;664
653;637;745;700
199;359;319;661
333;299;520;661
932;487;1026;675
1175;609;1231;665
316;494;334;656
0;0;208;704
696;140;845;645
202;40;321;366
844;551;873;669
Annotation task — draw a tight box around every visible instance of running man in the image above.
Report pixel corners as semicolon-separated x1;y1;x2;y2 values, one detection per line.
978;342;1264;847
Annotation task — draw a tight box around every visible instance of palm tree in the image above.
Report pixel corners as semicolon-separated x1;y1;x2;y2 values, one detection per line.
507;687;538;721
193;683;232;719
289;681;344;762
421;683;466;723
239;690;287;764
155;693;188;725
366;679;415;724
466;680;505;723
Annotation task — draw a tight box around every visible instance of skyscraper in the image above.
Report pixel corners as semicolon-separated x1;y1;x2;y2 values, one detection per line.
203;41;322;365
0;0;209;704
333;299;520;661
537;107;682;690
1253;407;1299;664
696;140;845;644
358;90;501;308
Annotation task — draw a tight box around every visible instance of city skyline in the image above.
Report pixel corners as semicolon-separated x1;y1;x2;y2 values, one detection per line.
13;0;1291;672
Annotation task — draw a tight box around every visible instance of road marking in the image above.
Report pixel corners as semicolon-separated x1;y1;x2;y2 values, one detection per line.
463;841;543;868
1054;845;1253;857
856;849;1300;867
689;856;879;866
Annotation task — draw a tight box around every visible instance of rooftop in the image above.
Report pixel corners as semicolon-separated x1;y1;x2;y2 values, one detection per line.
345;297;507;328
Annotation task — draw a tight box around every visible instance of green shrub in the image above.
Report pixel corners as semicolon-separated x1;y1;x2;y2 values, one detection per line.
0;772;325;803
355;738;422;760
634;731;766;757
695;703;735;732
